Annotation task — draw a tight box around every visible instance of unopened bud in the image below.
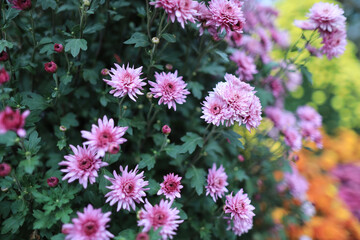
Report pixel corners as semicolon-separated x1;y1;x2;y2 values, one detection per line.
152;37;160;44
146;92;153;99
162;125;171;135
59;126;67;132
165;64;173;70
47;177;59;187
237;154;244;162
136;232;149;240
83;0;90;7
123;105;128;110
0;163;11;177
138;104;144;109
108;143;120;154
101;68;109;75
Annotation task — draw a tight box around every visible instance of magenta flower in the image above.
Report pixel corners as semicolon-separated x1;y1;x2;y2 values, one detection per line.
9;0;32;10
62;204;114;240
105;165;149;211
0;106;30;137
0;163;11;177
207;0;245;34
0;68;10;85
47;177;59;187
138;199;184;240
283;164;309;201
201;93;231;126
320;29;347;60
104;63;146;101
149;71;190;111
265;107;296;131
296;106;322;128
205;163;229;202
0;51;9;62
44;61;58;73
229;51;257;81
228;217;253;237
59;145;108;189
294;20;317;30
157;173;183;200
224;189;255;221
307;2;346;33
81;115;128;158
54;43;64;53
283;127;302;152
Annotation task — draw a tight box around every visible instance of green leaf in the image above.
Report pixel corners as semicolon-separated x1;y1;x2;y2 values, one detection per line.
83;69;98;85
261;62;279;76
4;7;20;23
40;0;57;10
185;166;206;195
33;210;57;229
60;75;73;85
124;32;150;48
57;139;66;150
115;229;136;240
222;130;243;149
20;156;40;174
0;40;14;52
107;153;121;165
162;33;176;43
21;92;48;111
180;132;204;154
165;144;182;158
0;131;17;147
99;169;112;194
1;214;25;234
60;113;79;128
213;50;229;63
51;234;65;240
188;81;204;99
300;65;313;84
256;88;274;108
139;153;156;170
199;62;225;76
147;178;160;195
24;131;41;153
65;39;88;57
84;23;105;34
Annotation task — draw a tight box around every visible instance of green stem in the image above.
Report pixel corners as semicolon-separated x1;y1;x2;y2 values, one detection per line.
118;97;125;119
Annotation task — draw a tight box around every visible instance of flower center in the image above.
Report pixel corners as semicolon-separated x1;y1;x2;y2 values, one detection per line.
212;105;221;115
0;166;4;171
83;220;98;236
98;130;113;147
123;181;135;195
214;177;224;188
78;158;92;170
165;181;177;192
123;73;133;85
153;210;167;227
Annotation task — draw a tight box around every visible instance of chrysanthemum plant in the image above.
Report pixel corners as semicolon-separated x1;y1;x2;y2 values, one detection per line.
0;0;346;239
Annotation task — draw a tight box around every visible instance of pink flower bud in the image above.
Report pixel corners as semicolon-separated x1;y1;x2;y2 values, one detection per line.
0;68;10;85
237;154;244;162
54;43;64;53
101;68;109;76
162;125;171;135
47;177;59;187
0;51;9;62
0;163;11;177
9;0;32;10
108;143;120;154
136;233;149;240
165;64;173;70
0;107;30;137
44;61;58;73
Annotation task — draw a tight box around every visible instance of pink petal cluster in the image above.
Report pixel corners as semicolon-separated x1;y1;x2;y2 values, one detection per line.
149;71;190;111
201;74;262;130
59;145;108;189
0;163;12;177
105;165;149;211
285;64;303;92
283;127;302;152
294;2;347;59
0;106;30;137
296;105;323;148
104;63;146;101
224;189;255;236
138;199;184;240
150;0;198;29
283;164;309;201
205;163;229;202
62;204;114;240
81;115;128;158
0;68;10;85
9;0;32;10
157;173;183;200
229;51;257;81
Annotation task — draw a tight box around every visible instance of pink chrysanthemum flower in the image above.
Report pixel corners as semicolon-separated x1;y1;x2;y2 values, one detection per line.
265;107;296;131
207;0;245;34
224;189;255;221
307;2;346;33
149;71;190;111
294;20;317;30
299;122;323;149
320;30;347;60
138;199;184;240
0;106;30;137
104;64;146;101
81;115;128;158
0;68;10;85
229;51;257;81
285;64;303;92
243;95;262;131
157;173;183;200
9;0;32;10
283;127;302;152
228;217;253;237
201;93;231;126
196;2;213;36
296;105;322;128
284;164;309;201
105;165;149;211
59;145;108;189
205;163;229;202
62;204;114;240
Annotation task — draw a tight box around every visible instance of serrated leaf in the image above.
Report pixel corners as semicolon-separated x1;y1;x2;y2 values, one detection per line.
4;7;20;23
0;131;17;147
40;0;57;10
139;154;156;170
180;132;204;154
188;81;204;99
124;32;150;48
0;40;14;52
165;144;182;158
57;139;66;150
222;130;243;149
147;178;159;195
21;92;48;111
199;63;225;76
300;65;313;84
60;75;73;85
84;23;105;34
60;113;79;128
1;214;25;234
185;166;206;195
65;39;88;57
162;33;176;43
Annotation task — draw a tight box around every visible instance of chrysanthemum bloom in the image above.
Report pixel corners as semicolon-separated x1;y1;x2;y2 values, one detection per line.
265;107;296;131
62;204;114;240
44;61;58;73
242;95;262;131
270;29;290;48
47;177;59;187
196;2;213;36
201;93;231;126
299;122;323;149
301;201;315;218
283;165;309;201
230;51;257;81
224;189;255;221
150;0;198;29
320;29;347;60
59;145;108;189
9;0;32;10
293;20;317;30
138;199;184;240
81;115;128;158
307;2;346;33
149;71;190;111
296;105;322;128
0;163;11;177
162;125;171;135
104;64;146;101
285;65;302;91
157;173;183;200
207;0;245;34
0;51;9;62
0;68;10;85
206;163;229;202
107;143;120;154
0;107;30;137
105;165;149;211
54;43;64;53
229;217;253;236
283;127;302;152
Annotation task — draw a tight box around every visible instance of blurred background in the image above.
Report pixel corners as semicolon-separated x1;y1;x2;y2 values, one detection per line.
263;0;360;239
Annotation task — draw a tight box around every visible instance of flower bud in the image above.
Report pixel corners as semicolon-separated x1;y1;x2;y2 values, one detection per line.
101;68;109;76
151;37;160;44
165;64;173;70
146;92;153;99
0;51;9;62
237;154;244;162
44;61;58;73
0;68;10;85
108;143;120;154
54;43;64;53
0;163;11;177
162;125;171;135
59;125;67;132
136;232;149;240
83;0;90;7
47;177;59;187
